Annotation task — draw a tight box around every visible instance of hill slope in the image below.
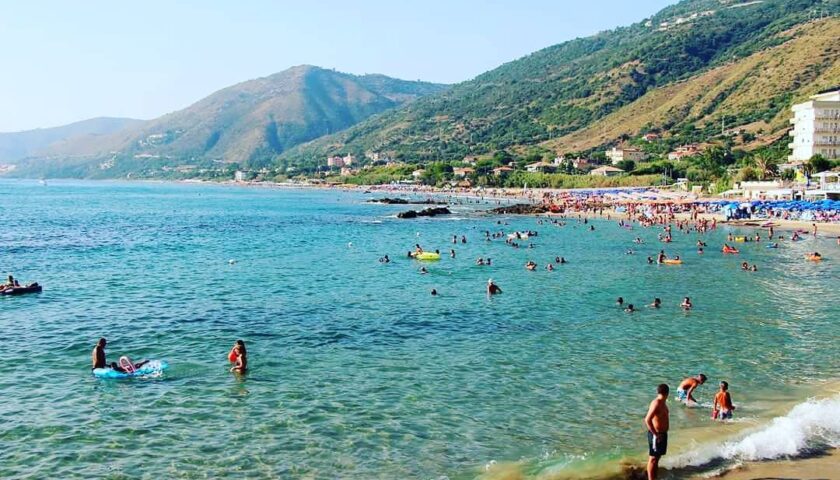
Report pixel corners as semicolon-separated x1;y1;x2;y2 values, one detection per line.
14;66;446;177
0;117;144;162
282;0;839;165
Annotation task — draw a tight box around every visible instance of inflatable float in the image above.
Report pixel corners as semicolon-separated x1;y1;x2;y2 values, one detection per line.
722;247;739;254
1;284;42;296
92;360;169;379
662;259;683;265
734;236;746;242
412;252;441;261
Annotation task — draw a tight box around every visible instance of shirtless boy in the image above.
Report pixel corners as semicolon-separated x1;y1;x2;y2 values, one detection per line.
644;384;670;480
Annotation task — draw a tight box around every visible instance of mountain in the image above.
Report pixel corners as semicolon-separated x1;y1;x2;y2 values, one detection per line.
282;0;839;166
0;117;144;162
11;66;446;177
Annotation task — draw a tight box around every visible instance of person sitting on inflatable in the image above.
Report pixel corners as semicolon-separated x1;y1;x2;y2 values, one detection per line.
92;337;149;372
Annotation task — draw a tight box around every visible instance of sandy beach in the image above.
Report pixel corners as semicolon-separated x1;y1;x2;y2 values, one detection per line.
691;449;839;480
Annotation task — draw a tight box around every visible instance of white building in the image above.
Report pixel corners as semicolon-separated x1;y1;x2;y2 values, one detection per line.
788;89;840;161
590;166;625;177
605;147;648;165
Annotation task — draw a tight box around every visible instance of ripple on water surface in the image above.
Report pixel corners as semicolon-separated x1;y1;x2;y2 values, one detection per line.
0;179;838;479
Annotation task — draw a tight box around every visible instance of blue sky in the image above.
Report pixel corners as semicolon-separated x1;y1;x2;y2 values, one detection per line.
0;0;676;131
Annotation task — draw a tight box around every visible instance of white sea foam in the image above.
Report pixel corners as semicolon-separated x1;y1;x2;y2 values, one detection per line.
667;394;840;469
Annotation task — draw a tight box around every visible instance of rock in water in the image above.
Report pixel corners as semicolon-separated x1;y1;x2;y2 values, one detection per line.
397;207;451;219
488;204;549;215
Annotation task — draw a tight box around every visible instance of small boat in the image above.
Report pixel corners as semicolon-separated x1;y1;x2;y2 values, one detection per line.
1;284;43;296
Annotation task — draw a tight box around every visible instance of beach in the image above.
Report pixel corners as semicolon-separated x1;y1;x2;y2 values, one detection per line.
1;179;838;479
691;449;840;480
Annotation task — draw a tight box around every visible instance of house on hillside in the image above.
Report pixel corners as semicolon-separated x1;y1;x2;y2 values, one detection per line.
492;166;514;175
342;154;355;166
606;147;648;165
642;133;659;142
590;166;625;177
327;156;344;167
462;156;478;165
453;167;475;177
525;161;556;173
411;169;425;179
667;144;703;161
788;89;840;162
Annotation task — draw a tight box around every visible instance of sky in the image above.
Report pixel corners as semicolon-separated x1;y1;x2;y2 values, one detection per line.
0;0;676;132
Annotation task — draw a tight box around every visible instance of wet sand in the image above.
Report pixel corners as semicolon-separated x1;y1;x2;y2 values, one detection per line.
690;448;839;480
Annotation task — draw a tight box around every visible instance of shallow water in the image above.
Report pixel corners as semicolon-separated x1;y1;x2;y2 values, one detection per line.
1;180;838;479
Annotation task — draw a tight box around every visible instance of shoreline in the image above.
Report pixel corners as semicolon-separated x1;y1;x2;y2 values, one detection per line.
689;448;840;480
15;176;840;234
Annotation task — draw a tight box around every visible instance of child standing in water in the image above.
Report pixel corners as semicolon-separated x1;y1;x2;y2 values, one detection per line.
228;340;247;373
712;381;735;420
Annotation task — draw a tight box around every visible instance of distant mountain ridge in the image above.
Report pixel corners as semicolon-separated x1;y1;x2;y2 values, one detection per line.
7;0;839;179
12;66;446;177
0;117;144;162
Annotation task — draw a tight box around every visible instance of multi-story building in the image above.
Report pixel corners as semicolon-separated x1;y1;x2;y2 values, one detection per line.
788;89;840;161
605;147;648;165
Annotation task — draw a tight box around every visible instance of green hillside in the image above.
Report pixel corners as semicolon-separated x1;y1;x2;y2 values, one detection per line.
281;0;839;167
13;66;445;178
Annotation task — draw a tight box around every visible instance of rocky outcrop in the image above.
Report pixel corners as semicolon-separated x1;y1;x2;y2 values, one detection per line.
368;197;447;205
488;204;549;215
397;207;451;218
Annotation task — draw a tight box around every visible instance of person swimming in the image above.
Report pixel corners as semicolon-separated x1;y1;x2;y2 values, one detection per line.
487;279;502;295
625;304;635;313
649;298;661;308
525;261;537;271
680;297;692;310
616;297;624;307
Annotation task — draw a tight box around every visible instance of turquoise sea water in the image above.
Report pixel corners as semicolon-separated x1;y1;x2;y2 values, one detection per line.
1;180;838;479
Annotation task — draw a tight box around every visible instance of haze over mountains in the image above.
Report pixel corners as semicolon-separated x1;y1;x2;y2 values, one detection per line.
4;0;839;179
0;117;144;162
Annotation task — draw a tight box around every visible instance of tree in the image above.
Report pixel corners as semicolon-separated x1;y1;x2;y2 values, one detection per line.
807;154;830;174
753;151;778;180
780;168;796;181
615;160;636;172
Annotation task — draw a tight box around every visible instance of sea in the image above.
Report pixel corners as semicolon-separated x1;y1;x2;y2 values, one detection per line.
1;179;838;479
